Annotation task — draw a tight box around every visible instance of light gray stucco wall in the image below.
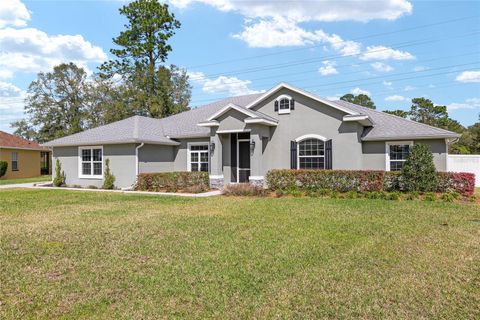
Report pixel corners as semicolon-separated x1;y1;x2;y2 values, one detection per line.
250;88;365;175
53;144;137;188
217;110;247;132
362;139;447;171
138;144;174;173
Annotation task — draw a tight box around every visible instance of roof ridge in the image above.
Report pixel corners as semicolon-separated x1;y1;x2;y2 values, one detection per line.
334;100;457;135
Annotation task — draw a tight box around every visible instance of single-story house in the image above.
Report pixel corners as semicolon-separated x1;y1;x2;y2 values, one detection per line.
0;131;51;180
43;83;460;189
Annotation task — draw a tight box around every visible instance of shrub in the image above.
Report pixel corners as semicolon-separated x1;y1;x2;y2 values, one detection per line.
266;169;385;192
385;192;400;200
135;172;209;193
223;183;266;196
424;192;437;201
401;144;438;192
440;192;455;202
0;160;7;178
53;159;65;187
404;192;419;200
437;172;475;196
266;169;474;197
102;159;115;190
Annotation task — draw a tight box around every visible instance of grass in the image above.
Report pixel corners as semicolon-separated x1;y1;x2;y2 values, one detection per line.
0;175;51;185
0;189;479;319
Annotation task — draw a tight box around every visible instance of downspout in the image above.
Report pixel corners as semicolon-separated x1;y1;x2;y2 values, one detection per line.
135;142;145;177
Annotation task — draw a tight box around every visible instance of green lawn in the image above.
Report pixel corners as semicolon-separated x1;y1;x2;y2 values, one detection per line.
0;189;479;319
0;175;51;185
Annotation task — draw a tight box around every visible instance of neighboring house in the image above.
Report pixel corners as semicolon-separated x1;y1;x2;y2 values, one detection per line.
43;83;460;189
0;131;51;180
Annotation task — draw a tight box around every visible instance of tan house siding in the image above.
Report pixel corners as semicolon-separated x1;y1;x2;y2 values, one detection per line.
0;148;50;180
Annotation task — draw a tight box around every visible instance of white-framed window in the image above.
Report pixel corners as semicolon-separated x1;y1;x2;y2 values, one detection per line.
385;141;413;171
187;143;209;172
11;152;18;171
78;146;103;179
298;138;325;169
276;94;293;114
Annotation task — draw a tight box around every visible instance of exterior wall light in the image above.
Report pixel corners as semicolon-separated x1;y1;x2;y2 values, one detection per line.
210;142;215;153
250;140;255;153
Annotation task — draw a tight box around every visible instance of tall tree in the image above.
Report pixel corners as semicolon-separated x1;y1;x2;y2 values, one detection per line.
12;63;88;142
10;119;37;141
100;0;189;118
340;93;376;109
409;98;449;127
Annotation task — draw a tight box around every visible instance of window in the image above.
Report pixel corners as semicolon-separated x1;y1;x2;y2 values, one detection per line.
188;143;209;172
386;142;412;171
298;139;325;169
276;94;293;114
11;152;18;171
79;147;103;178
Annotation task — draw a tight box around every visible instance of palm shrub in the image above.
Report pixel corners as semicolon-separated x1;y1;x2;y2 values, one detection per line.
0;161;7;178
53;159;65;187
102;159;115;189
401;143;438;192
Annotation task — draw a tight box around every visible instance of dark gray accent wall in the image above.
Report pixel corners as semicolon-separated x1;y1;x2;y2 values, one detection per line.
138;144;174;173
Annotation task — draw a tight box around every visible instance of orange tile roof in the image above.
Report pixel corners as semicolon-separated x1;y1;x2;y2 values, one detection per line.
0;131;47;150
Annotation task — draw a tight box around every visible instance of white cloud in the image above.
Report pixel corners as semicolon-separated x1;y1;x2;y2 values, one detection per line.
318;60;338;76
371;62;393;72
0;81;22;97
232;17;361;54
0;27;107;76
0;81;26;132
404;85;415;91
188;71;262;96
351;87;371;96
447;98;480;111
361;45;415;61
456;71;480;83
0;0;30;28
170;0;412;22
383;80;392;86
385;94;406;101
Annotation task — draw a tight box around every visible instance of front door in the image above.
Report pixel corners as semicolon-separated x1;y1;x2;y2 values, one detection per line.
238;138;251;183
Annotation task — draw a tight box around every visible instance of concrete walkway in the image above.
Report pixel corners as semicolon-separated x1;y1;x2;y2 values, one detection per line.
0;182;40;189
1;183;222;197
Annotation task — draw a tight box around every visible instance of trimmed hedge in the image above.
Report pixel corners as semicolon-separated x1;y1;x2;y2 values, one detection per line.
266;169;475;196
135;172;209;193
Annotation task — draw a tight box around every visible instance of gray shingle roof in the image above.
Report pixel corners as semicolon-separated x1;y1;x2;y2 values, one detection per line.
43;87;459;147
333;100;460;141
43;116;180;147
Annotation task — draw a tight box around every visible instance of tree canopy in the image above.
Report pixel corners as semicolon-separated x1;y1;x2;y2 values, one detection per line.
340;93;376;109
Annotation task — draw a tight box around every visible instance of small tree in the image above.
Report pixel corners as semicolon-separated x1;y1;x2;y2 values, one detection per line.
102;159;116;189
401;144;438;192
0;161;8;178
53;159;65;187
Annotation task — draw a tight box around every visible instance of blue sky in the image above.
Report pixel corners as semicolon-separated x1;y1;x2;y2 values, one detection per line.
0;0;479;133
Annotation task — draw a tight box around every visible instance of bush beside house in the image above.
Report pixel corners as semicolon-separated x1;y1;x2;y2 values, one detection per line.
135;172;209;193
266;169;475;197
102;159;116;190
0;161;7;178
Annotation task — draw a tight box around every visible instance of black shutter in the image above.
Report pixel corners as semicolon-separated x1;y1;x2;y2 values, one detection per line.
290;141;297;169
231;134;237;182
325;139;332;169
290;99;295;110
274;100;279;112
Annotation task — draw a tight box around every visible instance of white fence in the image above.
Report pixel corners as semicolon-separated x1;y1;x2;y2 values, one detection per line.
447;155;480;186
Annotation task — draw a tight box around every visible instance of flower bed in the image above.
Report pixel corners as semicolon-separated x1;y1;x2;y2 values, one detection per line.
135;172;210;193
